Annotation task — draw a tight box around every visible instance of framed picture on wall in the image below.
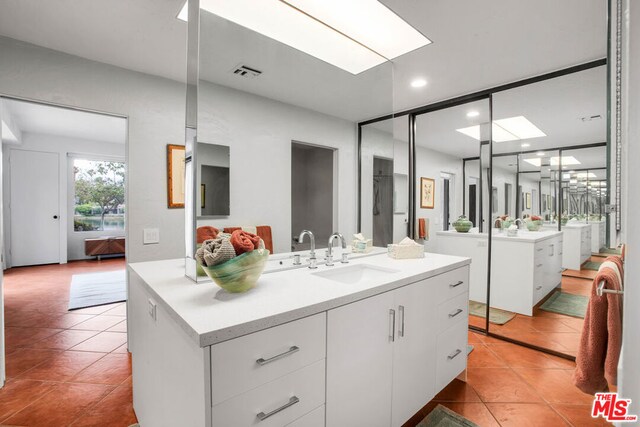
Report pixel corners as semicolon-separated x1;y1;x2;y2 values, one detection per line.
167;144;185;208
420;177;435;209
526;192;532;209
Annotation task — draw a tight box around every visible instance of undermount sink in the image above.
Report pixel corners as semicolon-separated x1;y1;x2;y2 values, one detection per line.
312;264;400;285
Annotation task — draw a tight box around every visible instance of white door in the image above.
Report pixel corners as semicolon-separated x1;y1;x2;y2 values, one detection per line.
326;291;395;427
10;150;60;266
391;281;437;426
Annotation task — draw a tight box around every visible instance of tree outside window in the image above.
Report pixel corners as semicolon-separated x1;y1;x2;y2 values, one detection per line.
74;159;125;232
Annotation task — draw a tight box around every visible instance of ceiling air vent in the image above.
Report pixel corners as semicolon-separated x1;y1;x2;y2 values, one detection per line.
231;64;262;78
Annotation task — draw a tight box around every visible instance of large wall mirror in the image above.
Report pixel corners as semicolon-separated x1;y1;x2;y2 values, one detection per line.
185;2;394;280
487;65;608;357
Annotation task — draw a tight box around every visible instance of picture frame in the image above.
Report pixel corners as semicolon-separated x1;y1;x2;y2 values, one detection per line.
420;177;435;209
167;144;186;208
525;192;532;209
201;184;206;209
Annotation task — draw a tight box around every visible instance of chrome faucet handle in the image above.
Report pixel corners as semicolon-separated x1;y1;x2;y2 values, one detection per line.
341;253;349;264
293;254;301;266
308;256;317;269
325;254;334;266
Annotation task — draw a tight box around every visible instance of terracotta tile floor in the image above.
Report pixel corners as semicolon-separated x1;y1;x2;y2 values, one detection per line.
0;258;137;426
471;259;604;358
403;331;612;427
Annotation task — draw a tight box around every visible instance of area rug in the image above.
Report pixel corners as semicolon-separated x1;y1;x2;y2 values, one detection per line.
468;301;516;325
540;291;588;318
583;261;603;271
418;404;479;427
599;247;622;255
68;270;126;310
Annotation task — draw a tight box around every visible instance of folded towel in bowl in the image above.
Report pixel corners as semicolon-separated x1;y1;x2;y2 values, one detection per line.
197;226;219;244
196;233;236;267
230;230;262;255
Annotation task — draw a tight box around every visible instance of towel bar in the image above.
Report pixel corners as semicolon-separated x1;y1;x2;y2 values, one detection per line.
596;280;624;297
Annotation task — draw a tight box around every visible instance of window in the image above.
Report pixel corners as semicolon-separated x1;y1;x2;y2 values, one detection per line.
73;159;125;232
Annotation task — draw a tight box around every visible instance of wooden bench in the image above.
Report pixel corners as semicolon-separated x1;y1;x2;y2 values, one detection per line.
84;237;125;260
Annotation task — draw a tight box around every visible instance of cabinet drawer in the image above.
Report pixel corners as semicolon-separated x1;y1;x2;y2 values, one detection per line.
286;405;324;427
437;292;468;333
212;360;325;427
211;313;326;405
435;322;468;392
434;267;469;304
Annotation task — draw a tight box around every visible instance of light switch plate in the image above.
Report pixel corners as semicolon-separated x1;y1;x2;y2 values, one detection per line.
143;228;160;245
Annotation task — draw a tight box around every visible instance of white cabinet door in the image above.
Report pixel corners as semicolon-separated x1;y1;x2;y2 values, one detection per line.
391;281;437;427
326;291;395;427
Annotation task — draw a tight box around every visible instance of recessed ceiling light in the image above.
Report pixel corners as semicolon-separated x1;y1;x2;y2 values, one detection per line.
562;166;567;169
537;152;545;156
177;1;188;21
563;172;597;179
466;111;480;118
524;156;581;168
178;0;432;75
456;116;545;143
521;143;530;148
411;79;427;88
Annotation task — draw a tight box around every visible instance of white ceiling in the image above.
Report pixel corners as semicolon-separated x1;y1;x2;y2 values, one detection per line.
2;98;127;144
0;0;606;123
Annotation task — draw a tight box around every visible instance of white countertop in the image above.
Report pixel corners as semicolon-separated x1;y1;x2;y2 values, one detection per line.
436;229;563;243
128;253;470;347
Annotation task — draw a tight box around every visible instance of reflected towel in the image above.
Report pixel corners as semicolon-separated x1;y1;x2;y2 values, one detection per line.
195;233;236;267
196;226;219;244
418;218;427;239
223;227;241;234
256;226;274;254
573;256;623;394
230;230;262;255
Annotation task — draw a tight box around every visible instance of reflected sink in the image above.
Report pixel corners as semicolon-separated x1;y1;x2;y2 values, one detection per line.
312;264;400;285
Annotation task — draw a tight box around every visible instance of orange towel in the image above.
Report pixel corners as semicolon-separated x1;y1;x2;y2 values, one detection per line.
223;227;241;234
230;230;261;255
418;218;426;239
196;226;219;244
573;256;623;394
256;226;274;254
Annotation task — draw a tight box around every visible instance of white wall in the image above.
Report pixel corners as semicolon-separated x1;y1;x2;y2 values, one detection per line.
196;142;229;217
196;82;357;254
492;166;518;217
0;36;186;263
2;133;125;264
619;0;640;416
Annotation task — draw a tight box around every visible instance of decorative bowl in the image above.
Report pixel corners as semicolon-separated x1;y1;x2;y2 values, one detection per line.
452;215;473;233
200;248;270;293
502;219;513;229
526;220;542;232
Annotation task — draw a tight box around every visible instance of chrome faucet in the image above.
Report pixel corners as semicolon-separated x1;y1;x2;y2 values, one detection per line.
514;218;523;229
326;232;347;266
298;230;317;269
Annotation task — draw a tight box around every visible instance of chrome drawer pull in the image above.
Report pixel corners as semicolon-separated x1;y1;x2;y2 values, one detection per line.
447;349;462;360
536;263;543;268
449;308;463;318
449;280;464;288
257;396;299;421
256;346;299;366
537;248;543;252
398;305;405;338
389;309;396;342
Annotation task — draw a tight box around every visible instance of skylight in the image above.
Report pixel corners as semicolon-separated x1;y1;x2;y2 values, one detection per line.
177;0;431;75
523;156;581;167
456;116;546;143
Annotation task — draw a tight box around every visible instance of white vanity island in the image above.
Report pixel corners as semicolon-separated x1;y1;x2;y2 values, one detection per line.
437;229;563;316
128;252;470;427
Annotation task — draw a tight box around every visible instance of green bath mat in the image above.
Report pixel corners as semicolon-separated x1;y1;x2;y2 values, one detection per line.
599;247;622;255
418;404;479;427
583;261;603;271
540;291;588;318
468;301;516;325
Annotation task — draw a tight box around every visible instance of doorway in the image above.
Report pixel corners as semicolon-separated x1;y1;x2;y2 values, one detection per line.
291;142;336;251
372;157;393;246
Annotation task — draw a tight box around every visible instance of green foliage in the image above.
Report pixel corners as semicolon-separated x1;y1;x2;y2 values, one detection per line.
74;219;99;232
74;160;125;230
